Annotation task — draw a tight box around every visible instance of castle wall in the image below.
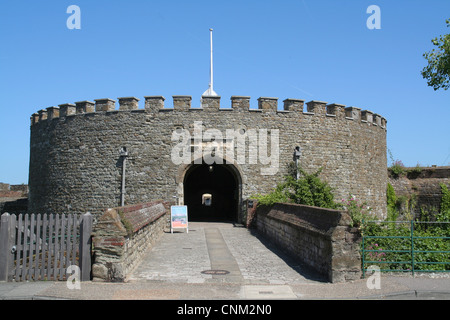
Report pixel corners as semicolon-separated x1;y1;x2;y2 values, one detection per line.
28;95;387;219
388;166;450;215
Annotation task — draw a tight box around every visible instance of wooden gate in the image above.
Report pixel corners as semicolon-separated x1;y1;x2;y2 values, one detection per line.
0;212;92;282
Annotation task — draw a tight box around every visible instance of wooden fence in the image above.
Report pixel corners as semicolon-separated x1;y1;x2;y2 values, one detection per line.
0;212;92;282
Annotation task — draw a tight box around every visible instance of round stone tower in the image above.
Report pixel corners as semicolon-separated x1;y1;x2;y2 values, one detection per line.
28;95;387;222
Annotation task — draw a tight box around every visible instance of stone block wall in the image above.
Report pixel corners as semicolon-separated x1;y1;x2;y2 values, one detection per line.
92;201;169;282
388;166;450;215
255;203;361;283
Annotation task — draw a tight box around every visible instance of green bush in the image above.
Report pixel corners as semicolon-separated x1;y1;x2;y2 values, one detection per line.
439;183;450;218
387;149;406;178
363;220;450;272
386;183;399;221
252;166;337;209
386;183;397;211
406;164;422;179
252;183;290;207
342;194;376;228
362;183;450;272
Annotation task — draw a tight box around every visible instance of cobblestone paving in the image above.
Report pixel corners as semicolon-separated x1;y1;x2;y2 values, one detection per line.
220;227;309;284
129;222;314;285
129;224;212;283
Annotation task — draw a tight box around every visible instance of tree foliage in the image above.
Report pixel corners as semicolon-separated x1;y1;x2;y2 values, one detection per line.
421;19;450;91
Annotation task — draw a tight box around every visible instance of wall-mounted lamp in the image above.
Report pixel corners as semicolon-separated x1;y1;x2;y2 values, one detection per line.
120;147;128;207
119;146;128;157
293;146;301;161
293;146;301;180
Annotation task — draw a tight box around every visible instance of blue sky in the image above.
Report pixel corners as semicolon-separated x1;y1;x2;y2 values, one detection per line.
0;0;449;185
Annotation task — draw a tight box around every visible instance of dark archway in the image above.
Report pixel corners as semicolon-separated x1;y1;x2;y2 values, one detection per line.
183;163;239;222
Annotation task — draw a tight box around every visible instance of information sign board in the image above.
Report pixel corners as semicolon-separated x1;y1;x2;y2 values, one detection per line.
170;205;188;233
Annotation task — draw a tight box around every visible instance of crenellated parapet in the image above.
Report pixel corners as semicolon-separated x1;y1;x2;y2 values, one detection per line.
30;95;387;130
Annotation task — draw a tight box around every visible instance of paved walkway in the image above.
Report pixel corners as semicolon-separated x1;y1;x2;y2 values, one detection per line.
1;222;450;300
128;222;318;286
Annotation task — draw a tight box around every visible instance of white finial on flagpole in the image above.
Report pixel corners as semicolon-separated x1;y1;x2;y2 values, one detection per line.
202;28;218;97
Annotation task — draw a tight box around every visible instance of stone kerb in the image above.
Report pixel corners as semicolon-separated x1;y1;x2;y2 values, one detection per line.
255;202;361;283
92;200;169;282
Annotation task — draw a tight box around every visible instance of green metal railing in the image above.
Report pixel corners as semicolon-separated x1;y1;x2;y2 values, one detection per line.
361;220;450;278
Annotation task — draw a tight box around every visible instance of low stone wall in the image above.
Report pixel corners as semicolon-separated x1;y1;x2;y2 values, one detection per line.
92;201;170;282
255;203;361;283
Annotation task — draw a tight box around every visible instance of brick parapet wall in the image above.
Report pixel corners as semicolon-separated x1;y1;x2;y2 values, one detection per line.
92;200;170;282
255;202;361;283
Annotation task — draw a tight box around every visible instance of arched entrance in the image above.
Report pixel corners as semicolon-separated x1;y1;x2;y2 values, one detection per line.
183;162;240;222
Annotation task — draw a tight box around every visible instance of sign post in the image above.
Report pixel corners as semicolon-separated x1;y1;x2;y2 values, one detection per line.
170;205;188;233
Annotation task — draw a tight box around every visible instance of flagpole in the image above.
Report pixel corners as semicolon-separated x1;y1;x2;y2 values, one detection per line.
210;28;213;93
202;28;218;97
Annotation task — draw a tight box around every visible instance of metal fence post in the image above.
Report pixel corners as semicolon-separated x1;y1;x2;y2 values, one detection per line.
361;219;366;279
79;212;93;281
0;213;16;281
411;220;415;277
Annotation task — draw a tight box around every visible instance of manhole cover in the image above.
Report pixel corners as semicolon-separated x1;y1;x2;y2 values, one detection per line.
201;270;230;275
259;291;274;295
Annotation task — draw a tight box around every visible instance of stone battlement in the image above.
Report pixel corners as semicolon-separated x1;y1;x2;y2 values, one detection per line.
30;95;387;130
